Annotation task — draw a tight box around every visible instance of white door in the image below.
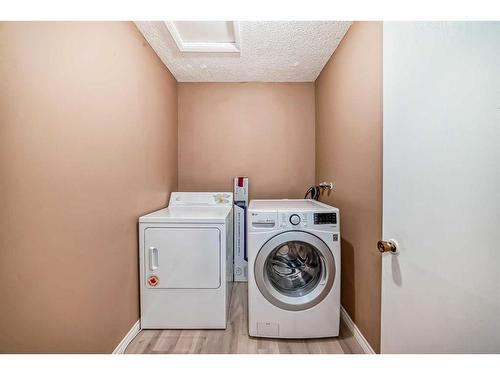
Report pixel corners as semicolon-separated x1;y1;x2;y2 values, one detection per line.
382;22;500;353
144;226;221;289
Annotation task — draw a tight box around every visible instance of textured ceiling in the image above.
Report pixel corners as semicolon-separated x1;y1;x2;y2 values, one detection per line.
135;21;352;82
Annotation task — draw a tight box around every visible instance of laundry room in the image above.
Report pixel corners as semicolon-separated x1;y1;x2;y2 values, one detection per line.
1;1;500;371
1;19;382;355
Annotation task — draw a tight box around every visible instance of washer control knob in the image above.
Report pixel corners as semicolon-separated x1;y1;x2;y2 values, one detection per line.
289;214;301;225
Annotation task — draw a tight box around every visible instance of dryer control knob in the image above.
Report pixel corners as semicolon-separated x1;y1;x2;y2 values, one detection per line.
289;214;301;225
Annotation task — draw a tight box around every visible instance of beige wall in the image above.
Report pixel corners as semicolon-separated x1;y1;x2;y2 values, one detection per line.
315;22;383;352
178;83;315;199
0;22;178;353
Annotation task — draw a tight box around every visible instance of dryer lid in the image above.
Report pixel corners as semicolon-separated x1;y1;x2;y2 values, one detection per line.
139;206;232;223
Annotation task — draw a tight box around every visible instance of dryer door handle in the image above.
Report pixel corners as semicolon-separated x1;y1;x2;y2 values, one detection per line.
149;247;159;270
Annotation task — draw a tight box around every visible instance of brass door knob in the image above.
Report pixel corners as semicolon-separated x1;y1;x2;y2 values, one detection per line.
377;239;399;254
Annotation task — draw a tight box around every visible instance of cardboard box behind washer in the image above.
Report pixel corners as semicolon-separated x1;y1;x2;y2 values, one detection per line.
233;177;248;282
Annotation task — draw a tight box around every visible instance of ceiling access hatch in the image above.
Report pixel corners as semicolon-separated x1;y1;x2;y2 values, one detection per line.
165;21;240;53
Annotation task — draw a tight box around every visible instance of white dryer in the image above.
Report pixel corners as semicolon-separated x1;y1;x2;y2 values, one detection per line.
247;199;340;338
139;192;233;329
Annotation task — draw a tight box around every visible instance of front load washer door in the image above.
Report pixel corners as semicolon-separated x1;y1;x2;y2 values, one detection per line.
254;231;335;311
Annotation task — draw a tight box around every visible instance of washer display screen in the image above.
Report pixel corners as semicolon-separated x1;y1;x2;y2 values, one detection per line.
265;241;323;297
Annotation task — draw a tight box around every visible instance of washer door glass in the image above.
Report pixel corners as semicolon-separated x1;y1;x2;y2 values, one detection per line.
254;231;336;311
265;241;322;297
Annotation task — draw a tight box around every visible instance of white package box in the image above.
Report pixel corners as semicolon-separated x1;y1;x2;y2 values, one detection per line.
234;177;249;205
233;204;247;281
233;176;249;282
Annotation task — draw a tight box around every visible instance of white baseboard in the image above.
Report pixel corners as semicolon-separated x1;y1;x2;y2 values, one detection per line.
112;320;141;354
340;306;375;354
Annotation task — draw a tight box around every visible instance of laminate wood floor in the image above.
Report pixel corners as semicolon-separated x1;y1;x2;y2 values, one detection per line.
125;283;349;354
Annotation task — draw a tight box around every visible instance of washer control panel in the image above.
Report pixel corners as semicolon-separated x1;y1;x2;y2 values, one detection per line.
314;212;337;225
279;212;307;229
277;211;338;230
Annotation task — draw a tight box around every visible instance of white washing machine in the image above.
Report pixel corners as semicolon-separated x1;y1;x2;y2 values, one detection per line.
247;199;340;338
139;192;233;329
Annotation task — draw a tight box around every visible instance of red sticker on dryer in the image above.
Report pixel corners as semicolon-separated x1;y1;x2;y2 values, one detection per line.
148;275;159;287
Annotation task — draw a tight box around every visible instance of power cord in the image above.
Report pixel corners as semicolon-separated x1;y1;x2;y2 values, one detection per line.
304;186;320;200
304;182;334;200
